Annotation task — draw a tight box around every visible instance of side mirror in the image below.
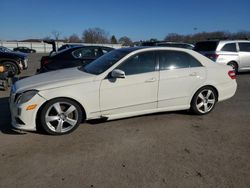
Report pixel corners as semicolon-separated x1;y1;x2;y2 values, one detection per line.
111;69;125;79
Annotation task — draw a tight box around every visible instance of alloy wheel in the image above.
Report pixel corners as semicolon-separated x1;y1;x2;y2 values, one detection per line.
45;102;79;133
195;89;216;114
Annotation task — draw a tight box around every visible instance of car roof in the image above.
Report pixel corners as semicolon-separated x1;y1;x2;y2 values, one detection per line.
117;46;194;54
197;40;250;43
68;45;114;50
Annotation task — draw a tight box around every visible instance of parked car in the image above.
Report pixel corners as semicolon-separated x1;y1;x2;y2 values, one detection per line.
43;40;83;55
38;46;114;73
0;51;28;76
0;65;11;90
10;47;237;135
13;47;36;53
140;41;194;49
194;40;250;73
0;46;13;53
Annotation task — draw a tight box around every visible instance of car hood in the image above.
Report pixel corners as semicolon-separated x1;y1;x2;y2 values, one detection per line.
0;51;27;59
14;67;95;93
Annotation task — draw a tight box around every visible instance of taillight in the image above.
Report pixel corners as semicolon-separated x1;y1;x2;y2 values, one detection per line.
206;53;219;61
42;59;49;66
228;70;236;79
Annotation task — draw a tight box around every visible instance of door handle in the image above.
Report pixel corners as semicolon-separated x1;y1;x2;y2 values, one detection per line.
189;72;197;77
145;77;157;83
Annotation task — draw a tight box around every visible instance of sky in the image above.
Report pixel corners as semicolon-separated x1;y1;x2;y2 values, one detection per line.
0;0;250;41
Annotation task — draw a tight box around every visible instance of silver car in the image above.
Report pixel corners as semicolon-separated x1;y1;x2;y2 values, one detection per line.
194;40;250;73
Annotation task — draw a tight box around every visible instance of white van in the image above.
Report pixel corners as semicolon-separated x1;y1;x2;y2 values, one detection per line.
194;40;250;73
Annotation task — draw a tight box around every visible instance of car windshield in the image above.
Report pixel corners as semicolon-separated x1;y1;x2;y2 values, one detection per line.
81;49;131;75
0;47;12;52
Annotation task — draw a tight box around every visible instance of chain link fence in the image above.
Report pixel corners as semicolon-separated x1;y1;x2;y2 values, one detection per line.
0;41;122;53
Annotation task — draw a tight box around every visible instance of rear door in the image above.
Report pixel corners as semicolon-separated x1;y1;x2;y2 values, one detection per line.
238;42;250;69
157;50;206;108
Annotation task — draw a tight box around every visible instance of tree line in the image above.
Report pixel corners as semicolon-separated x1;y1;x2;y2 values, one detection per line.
48;28;250;46
50;28;133;46
164;31;250;44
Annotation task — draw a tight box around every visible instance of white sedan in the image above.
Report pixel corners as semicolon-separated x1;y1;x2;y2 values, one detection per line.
10;47;237;135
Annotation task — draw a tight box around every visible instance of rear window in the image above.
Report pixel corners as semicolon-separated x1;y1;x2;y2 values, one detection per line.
159;51;202;70
194;41;219;51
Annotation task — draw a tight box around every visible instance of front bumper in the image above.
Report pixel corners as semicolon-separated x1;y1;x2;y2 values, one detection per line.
10;92;46;131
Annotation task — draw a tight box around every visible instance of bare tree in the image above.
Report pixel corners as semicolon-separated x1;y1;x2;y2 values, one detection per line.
231;31;250;39
164;33;184;42
119;36;133;46
51;31;62;49
68;34;81;43
63;36;69;43
51;31;61;41
82;28;109;44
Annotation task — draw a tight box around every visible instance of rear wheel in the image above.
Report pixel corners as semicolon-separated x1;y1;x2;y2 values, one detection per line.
227;61;238;74
190;87;217;115
40;98;83;135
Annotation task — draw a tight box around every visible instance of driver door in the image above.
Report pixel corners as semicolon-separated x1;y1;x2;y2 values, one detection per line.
100;51;159;116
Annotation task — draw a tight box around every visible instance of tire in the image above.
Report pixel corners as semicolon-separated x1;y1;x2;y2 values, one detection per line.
40;98;83;135
2;61;19;76
227;61;238;74
190;86;217;115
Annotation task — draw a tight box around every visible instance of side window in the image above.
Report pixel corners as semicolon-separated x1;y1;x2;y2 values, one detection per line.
72;48;99;58
117;51;156;75
159;51;202;70
239;43;250;52
94;48;103;57
221;43;237;52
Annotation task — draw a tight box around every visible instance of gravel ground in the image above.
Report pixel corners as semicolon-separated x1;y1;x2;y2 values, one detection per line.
0;53;250;188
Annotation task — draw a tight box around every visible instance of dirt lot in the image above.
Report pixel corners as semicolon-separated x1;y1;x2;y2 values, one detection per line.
0;53;250;188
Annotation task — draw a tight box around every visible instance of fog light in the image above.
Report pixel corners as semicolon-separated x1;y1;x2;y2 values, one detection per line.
26;104;37;111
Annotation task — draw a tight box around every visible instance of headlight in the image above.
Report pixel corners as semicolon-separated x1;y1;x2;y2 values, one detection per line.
16;90;38;104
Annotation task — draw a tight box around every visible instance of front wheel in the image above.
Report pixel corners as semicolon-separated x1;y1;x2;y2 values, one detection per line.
2;61;19;76
40;98;83;135
190;87;217;115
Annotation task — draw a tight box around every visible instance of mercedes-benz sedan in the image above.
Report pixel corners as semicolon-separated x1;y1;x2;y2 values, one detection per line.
10;47;237;135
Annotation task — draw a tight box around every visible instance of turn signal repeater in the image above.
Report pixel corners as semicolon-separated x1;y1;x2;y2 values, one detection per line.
26;104;37;111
